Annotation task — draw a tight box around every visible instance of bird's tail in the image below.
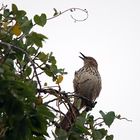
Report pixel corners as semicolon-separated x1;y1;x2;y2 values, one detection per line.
59;105;79;131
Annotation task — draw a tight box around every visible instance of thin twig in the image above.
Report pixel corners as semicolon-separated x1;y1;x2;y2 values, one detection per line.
118;117;132;122
46;104;72;126
60;91;79;121
94;120;104;128
94;117;103;122
47;8;88;22
44;98;58;105
0;4;7;11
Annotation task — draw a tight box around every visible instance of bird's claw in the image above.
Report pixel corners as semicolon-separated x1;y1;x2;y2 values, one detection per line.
85;101;97;112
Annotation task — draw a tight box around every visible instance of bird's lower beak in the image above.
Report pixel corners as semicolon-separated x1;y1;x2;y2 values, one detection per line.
79;52;86;59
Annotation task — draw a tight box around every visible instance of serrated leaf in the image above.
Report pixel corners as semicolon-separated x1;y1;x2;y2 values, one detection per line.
11;22;22;36
55;75;63;84
103;111;115;127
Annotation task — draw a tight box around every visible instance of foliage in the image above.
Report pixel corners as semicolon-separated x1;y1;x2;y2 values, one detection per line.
0;4;65;140
0;4;125;140
55;111;120;140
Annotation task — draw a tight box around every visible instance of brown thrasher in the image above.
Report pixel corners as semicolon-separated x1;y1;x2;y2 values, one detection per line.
59;52;102;131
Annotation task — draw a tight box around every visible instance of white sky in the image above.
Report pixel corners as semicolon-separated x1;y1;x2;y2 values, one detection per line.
1;0;140;139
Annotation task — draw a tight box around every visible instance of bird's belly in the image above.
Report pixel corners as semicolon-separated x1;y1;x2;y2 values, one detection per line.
77;74;99;99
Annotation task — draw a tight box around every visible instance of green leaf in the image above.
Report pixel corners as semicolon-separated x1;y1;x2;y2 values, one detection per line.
99;110;106;117
3;9;10;17
87;114;94;123
0;67;4;73
49;56;56;65
106;135;114;140
16;10;26;19
5;97;24;117
44;69;53;77
98;129;108;139
34;15;40;24
28;32;47;47
27;47;37;55
37;105;55;121
25;66;32;76
21;20;33;34
50;64;57;74
38;52;48;62
55;128;67;140
34;13;47;27
40;13;47;26
68;131;84;140
12;4;18;14
0;14;2;20
92;129;103;140
0;80;36;102
16;117;31;139
41;64;53;77
56;68;67;75
103;111;115;127
72;112;90;135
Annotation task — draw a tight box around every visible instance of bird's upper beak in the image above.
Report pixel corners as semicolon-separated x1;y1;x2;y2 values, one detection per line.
79;52;87;60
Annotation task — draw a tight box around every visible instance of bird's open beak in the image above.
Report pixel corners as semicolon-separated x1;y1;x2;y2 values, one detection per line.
79;52;87;60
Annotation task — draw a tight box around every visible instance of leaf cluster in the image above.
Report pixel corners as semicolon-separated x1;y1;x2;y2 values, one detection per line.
55;110;119;140
0;4;66;140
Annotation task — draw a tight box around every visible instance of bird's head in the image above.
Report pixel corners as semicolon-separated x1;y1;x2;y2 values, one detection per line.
79;52;98;68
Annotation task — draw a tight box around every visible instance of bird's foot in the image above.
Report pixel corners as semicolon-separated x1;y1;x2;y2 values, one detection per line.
85;101;97;112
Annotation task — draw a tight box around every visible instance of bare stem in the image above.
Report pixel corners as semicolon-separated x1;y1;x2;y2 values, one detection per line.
47;8;88;22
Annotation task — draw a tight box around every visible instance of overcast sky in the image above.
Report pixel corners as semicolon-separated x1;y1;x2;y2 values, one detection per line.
1;0;140;139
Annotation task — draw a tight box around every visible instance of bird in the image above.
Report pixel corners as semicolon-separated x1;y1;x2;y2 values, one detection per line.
59;52;102;131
